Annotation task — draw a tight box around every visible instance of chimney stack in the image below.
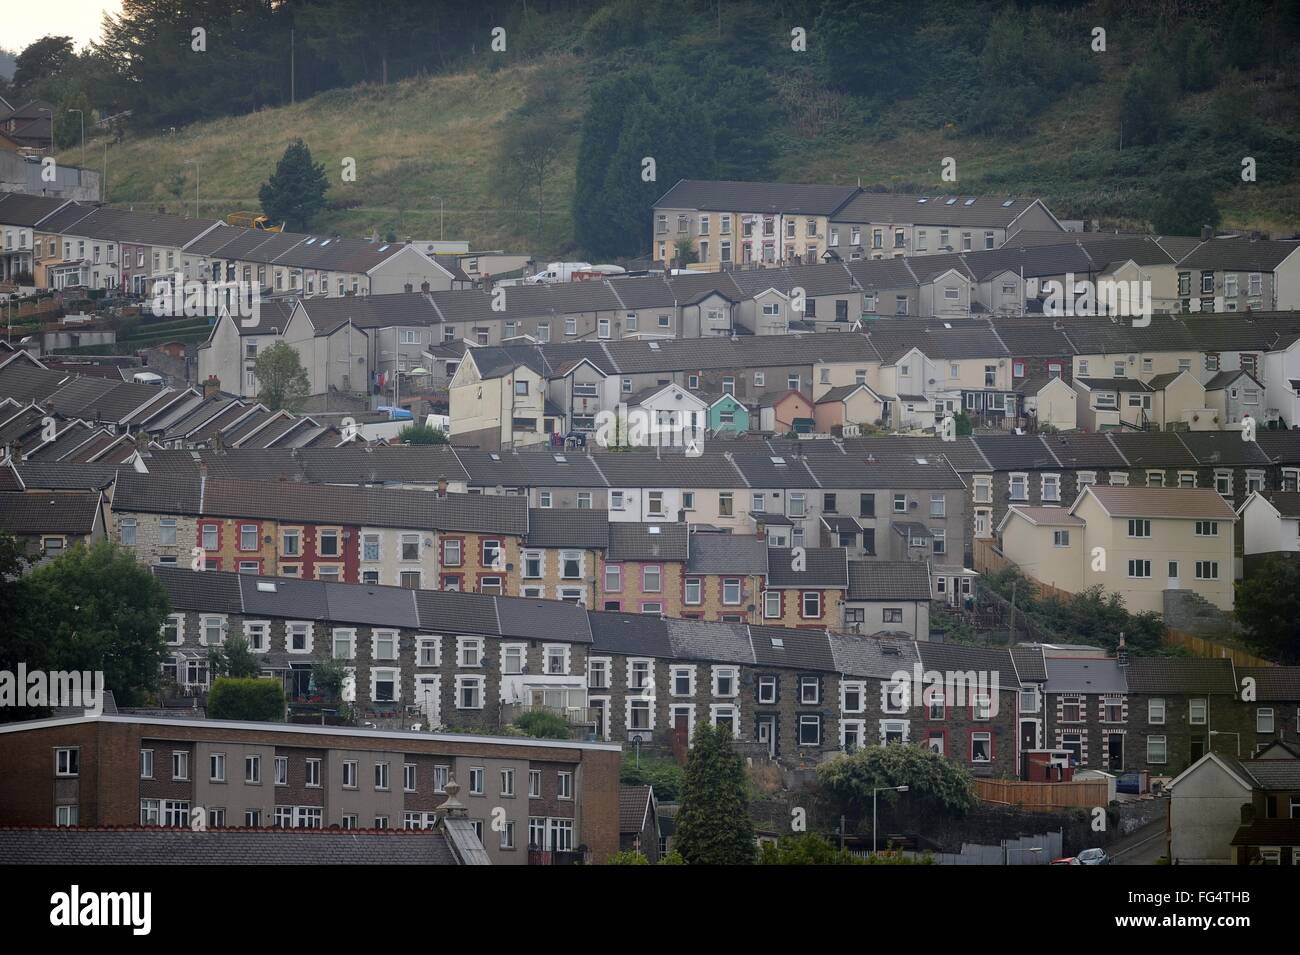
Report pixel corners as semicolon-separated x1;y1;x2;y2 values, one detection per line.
1116;632;1128;668
203;375;221;399
436;475;448;498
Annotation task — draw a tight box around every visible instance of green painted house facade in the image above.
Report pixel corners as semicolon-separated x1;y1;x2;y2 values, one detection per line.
708;394;750;434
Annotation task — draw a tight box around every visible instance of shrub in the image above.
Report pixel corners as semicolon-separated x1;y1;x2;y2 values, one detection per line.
510;710;570;739
207;677;286;722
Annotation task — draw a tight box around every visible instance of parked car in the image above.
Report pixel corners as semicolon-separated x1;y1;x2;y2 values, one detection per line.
1116;772;1142;794
1076;848;1110;865
1051;856;1081;865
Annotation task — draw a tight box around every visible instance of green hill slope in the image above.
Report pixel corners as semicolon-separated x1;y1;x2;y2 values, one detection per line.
79;6;1300;259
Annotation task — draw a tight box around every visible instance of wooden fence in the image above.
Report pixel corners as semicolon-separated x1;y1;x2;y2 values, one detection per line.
1163;628;1274;668
973;777;1109;811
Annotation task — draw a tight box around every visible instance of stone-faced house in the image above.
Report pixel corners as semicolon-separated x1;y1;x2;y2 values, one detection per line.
1042;655;1130;773
1123;657;1251;777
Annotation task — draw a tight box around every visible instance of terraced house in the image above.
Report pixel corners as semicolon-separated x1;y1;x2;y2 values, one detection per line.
149;568;1024;777
111;470;529;588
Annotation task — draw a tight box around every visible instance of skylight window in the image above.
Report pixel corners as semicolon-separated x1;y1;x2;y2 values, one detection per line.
915;457;928;465
648;526;661;534
378;244;389;252
917;198;928;204
553;454;567;463
964;198;976;206
256;581;277;592
489;453;500;461
770;637;784;648
945;198;958;205
305;238;317;244
1002;199;1015;207
770;456;786;465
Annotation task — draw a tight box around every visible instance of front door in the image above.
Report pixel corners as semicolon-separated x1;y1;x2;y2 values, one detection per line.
1107;733;1124;772
1020;719;1039;752
590;699;608;741
756;716;776;757
1168;560;1180;589
1190;735;1206;762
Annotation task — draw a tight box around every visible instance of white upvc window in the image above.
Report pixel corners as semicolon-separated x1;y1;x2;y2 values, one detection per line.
671;665;697;697
711;666;739;698
331;628;356;660
457;636;484;667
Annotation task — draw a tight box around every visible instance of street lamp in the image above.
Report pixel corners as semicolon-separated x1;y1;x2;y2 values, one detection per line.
431;195;444;242
67;108;84;166
872;784;909;854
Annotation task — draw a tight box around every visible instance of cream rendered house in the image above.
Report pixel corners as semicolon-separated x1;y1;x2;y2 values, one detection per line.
1147;371;1217;431
998;486;1236;615
1021;376;1077;431
448;351;551;450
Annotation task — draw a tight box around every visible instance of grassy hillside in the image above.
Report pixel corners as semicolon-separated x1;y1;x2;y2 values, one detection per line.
73;8;1300;259
88;59;586;254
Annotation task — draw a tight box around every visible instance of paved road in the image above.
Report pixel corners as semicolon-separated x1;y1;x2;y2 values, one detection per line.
1110;818;1167;866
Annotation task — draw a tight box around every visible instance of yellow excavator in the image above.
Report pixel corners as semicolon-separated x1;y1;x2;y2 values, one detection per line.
225;212;284;232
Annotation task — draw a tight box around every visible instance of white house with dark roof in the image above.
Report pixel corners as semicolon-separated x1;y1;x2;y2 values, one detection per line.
1238;491;1300;570
843;559;932;638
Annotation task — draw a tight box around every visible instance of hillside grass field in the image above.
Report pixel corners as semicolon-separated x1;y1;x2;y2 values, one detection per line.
69;35;1300;258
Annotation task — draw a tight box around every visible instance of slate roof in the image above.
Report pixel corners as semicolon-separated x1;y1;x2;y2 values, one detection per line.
836;193;1047;229
415;589;500;635
804;448;966;489
1230;819;1300;845
0;826;460;865
685;532;768;574
1178;236;1300;271
1175;431;1272;468
654;179;860;215
664;617;753;664
0;491;100;535
765;547;848;587
972;435;1061;470
1106;432;1198;468
606;522;689;561
13;462;120;491
1236;667;1300;702
846;560;932;600
1010;645;1048;683
1075;377;1154;393
914;642;1022;690
1220;757;1300;792
525;508;610;549
322;580;421;629
0;192;71;227
828;633;919;678
1124;657;1237;694
749;624;836;670
496;595;593;643
113;469;203;513
1042;657;1129;694
153;564;244;614
588;610;673;658
1256;430;1300;465
199;479;529;535
1040;433;1128;469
